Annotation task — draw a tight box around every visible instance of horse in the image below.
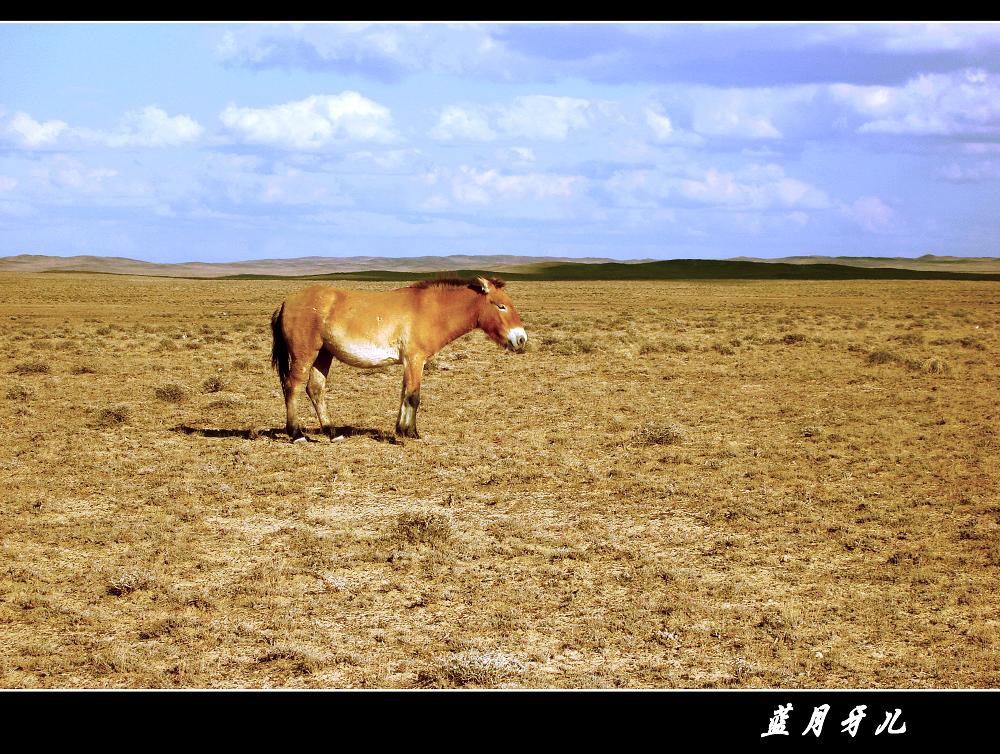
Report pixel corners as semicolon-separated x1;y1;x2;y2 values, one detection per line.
270;276;527;441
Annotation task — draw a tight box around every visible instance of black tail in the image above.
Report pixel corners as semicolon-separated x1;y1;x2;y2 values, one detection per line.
270;303;290;385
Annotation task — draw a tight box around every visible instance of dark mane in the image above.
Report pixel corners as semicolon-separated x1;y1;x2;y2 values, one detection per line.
409;276;506;290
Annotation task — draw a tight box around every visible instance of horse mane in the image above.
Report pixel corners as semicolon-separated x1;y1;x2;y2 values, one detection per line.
409;276;507;291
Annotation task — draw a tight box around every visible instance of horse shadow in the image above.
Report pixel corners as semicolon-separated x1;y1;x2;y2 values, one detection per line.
172;424;402;445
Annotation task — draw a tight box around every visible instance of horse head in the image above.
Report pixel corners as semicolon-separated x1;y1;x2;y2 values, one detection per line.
471;277;527;353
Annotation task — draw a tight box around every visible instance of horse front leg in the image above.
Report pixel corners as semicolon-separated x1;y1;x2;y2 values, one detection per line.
396;354;426;439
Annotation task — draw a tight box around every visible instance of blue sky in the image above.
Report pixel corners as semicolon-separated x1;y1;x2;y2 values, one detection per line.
2;22;1000;263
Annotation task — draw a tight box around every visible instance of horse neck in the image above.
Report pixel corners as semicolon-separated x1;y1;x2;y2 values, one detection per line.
422;286;480;351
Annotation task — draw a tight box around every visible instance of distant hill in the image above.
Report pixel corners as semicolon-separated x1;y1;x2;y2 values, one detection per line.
2;253;999;281
0;253;643;278
251;259;1000;282
728;254;1000;274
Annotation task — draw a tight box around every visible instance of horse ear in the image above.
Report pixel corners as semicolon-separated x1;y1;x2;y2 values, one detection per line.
474;277;491;294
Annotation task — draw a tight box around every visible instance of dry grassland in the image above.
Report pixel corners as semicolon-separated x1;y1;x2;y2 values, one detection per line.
1;272;998;688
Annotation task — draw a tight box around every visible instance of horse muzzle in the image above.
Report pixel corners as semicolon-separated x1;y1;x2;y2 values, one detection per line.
506;327;528;352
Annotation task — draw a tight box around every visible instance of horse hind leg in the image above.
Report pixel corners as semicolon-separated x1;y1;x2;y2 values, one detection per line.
306;349;336;440
282;354;317;441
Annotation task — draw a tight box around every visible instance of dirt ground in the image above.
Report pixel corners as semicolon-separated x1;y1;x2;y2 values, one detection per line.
1;272;997;688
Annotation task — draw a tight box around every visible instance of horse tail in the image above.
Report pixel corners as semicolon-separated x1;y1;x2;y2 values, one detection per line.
271;302;290;384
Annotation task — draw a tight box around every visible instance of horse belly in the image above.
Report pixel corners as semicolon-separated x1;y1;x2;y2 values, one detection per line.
332;339;401;368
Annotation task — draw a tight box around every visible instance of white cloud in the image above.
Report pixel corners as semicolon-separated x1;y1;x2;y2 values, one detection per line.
24;156;119;193
644;70;1000;143
879;24;991;52
215;23;517;81
3;107;202;150
687;88;804;139
938;160;1000;182
831;69;1000;136
806;23;1000;54
505;146;535;163
679;165;828;208
643;105;704;146
0;175;17;191
196;154;355;208
651;71;1000;143
607;162;829;211
496;95;593;141
101;106;203;147
645;108;674;140
220;92;396;149
433;165;580;205
430;105;496;141
651;84;821;142
53;165;117;191
344;148;422;170
431;95;598;144
843;196;895;231
5;112;68;148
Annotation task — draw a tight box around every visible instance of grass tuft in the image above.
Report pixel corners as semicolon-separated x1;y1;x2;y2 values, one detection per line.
94;405;132;427
154;383;187;402
417;650;525;688
867;349;904;366
232;357;256;370
394;512;452;546
202;376;225;393
5;385;33;401
922;357;950;375
106;570;152;596
630;422;686;446
12;360;50;375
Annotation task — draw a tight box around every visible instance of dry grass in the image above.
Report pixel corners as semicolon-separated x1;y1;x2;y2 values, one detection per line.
5;385;32;401
630;422;687;447
93;405;133;427
12;360;50;375
154;384;187;403
0;272;998;689
417;649;526;688
202;376;226;393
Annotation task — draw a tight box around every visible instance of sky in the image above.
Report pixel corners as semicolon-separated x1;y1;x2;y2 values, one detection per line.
2;21;1000;263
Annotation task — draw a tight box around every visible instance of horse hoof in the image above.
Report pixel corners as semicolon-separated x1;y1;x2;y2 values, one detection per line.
331;435;345;442
293;436;308;444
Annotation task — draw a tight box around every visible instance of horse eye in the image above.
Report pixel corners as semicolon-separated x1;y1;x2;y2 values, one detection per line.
496;304;507;312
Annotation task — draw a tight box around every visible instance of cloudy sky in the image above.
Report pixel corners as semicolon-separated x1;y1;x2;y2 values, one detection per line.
2;22;1000;263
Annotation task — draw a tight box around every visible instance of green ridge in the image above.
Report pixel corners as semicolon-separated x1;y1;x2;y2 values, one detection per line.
218;259;1000;282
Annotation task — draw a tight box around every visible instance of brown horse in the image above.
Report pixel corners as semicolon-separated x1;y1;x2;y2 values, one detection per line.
270;276;527;441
